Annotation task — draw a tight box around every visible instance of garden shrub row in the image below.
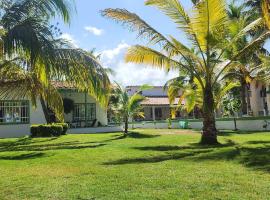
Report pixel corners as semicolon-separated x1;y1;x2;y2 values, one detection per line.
30;123;68;138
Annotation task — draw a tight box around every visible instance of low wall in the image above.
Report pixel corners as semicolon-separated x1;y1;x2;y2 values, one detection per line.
129;121;179;129
0;124;30;138
128;117;270;131
189;119;270;131
68;126;123;134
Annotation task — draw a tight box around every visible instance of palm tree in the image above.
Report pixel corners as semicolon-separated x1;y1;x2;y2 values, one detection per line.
225;1;269;116
245;0;270;29
102;0;270;144
167;76;239;116
0;0;110;121
110;83;146;135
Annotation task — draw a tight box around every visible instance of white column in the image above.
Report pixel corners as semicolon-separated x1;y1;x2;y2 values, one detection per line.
152;106;156;121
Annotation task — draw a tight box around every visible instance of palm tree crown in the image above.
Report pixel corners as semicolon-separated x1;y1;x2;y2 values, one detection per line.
102;0;270;144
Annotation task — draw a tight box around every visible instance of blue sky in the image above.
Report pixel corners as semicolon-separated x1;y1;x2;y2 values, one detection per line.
56;0;269;86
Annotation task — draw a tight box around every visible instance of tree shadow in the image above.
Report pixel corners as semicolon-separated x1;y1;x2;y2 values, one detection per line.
0;137;59;150
127;132;160;139
0;141;107;152
103;149;213;165
132;139;237;152
0;152;48;160
245;140;270;145
191;141;270;173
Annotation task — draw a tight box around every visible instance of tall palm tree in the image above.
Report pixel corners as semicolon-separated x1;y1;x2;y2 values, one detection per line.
102;0;270;144
110;83;146;135
245;0;270;29
166;76;239;115
0;0;110;121
225;2;269;115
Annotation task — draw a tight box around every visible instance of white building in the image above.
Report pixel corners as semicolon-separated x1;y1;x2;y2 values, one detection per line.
0;82;108;138
248;80;270;116
126;86;183;121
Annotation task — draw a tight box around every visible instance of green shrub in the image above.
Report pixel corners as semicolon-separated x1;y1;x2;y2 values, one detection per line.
54;123;69;135
30;124;64;138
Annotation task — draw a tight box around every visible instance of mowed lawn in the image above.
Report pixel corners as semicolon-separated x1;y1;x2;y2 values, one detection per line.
0;129;270;200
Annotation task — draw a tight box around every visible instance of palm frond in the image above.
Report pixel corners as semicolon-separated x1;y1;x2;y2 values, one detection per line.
190;0;228;51
145;0;191;31
125;45;182;71
2;0;74;24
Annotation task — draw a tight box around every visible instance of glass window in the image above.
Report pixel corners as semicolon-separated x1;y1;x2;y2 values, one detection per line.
73;103;96;121
0;101;30;124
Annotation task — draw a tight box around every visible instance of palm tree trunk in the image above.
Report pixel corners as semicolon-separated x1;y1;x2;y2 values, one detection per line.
233;117;238;131
201;84;218;145
40;97;50;124
240;79;248;115
124;116;128;135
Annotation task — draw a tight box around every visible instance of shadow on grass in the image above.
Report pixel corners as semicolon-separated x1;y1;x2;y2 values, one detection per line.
0;152;48;160
127;132;160;139
103;149;213;165
133;139;237;152
0;140;107;152
105;139;270;173
217;130;265;136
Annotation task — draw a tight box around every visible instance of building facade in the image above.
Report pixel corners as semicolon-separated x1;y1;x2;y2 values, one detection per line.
126;86;183;121
0;82;108;138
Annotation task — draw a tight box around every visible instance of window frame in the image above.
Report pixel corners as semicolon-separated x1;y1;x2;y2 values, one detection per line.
0;100;30;125
72;103;96;122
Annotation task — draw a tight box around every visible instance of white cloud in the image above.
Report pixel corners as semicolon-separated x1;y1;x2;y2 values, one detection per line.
101;42;130;61
60;33;79;48
100;42;177;86
84;26;104;36
111;61;177;86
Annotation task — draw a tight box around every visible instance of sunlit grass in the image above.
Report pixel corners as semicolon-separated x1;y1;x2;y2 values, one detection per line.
0;129;269;199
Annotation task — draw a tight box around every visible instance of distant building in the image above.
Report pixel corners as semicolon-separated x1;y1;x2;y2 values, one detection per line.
247;80;270;116
126;86;184;121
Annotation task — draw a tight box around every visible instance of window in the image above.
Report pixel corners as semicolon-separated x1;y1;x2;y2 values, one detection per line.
73;103;96;121
155;108;162;119
0;101;29;124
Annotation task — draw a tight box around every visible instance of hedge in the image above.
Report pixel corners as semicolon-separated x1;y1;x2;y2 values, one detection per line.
30;123;68;138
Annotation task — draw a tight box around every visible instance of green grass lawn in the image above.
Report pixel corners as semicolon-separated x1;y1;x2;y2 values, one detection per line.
0;129;270;200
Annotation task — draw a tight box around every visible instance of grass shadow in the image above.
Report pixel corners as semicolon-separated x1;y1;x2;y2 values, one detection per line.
132;140;236;152
0;152;48;160
103;149;213;165
190;140;270;173
0;141;107;152
127;132;160;139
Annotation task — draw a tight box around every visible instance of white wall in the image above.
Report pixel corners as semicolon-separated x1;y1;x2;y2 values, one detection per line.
249;81;265;116
129;119;270;131
60;90;108;126
68;126;122;134
130;122;180;129
0;100;46;138
189;119;270;131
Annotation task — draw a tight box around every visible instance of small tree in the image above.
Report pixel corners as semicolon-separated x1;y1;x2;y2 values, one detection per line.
222;97;241;131
111;83;149;135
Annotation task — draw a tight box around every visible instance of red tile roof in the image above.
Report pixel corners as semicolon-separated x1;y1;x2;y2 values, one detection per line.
142;97;181;106
51;81;76;89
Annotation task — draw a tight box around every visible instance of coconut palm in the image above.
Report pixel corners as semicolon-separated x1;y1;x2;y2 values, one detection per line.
225;1;270;115
102;0;270;144
245;0;270;29
110;83;147;135
0;0;110;121
167;76;239;115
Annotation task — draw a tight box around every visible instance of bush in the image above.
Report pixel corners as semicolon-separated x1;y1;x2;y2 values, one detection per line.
54;123;69;135
30;124;65;138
